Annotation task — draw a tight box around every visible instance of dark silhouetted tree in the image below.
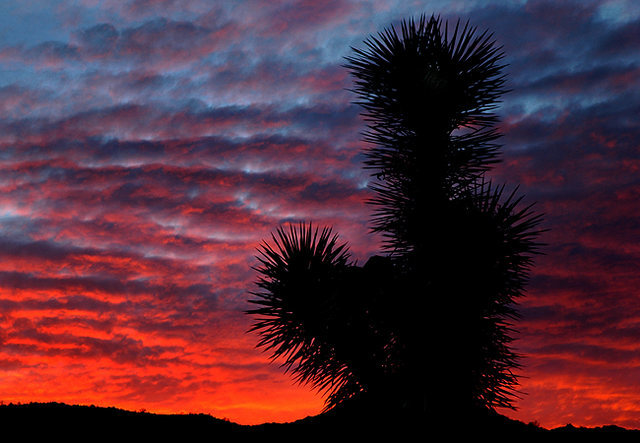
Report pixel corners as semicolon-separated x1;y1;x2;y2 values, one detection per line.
248;224;395;410
247;14;543;423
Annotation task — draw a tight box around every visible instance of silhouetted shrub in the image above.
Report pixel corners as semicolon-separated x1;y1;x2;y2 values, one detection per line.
247;14;543;421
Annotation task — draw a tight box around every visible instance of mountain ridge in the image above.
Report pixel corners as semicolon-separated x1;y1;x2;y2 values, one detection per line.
1;401;638;437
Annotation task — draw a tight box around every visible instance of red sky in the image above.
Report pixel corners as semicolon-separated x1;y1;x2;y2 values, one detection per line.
1;0;640;428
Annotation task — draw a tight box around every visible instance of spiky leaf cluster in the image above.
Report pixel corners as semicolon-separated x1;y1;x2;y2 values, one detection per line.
247;224;395;409
345;15;509;255
247;224;353;400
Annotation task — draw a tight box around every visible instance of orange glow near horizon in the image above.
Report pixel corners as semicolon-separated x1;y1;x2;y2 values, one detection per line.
0;309;326;425
0;376;325;425
0;260;331;425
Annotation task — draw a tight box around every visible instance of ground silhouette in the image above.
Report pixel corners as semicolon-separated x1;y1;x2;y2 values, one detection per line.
0;402;637;439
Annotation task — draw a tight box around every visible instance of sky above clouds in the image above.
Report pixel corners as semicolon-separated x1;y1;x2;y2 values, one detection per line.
0;0;639;428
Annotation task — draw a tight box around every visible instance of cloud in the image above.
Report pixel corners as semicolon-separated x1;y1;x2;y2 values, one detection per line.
76;23;119;55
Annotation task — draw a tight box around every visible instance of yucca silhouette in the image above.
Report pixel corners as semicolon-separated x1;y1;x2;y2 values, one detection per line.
248;224;395;410
247;14;543;421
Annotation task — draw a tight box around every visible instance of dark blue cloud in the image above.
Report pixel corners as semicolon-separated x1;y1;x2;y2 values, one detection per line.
77;23;119;55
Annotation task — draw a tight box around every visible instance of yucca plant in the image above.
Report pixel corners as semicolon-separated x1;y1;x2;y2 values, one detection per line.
247;14;543;420
247;223;393;410
344;14;543;414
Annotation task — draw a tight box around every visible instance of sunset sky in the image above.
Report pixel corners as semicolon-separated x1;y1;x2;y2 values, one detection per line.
0;0;639;429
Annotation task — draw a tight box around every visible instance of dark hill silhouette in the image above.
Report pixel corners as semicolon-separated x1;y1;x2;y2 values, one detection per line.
0;401;637;439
